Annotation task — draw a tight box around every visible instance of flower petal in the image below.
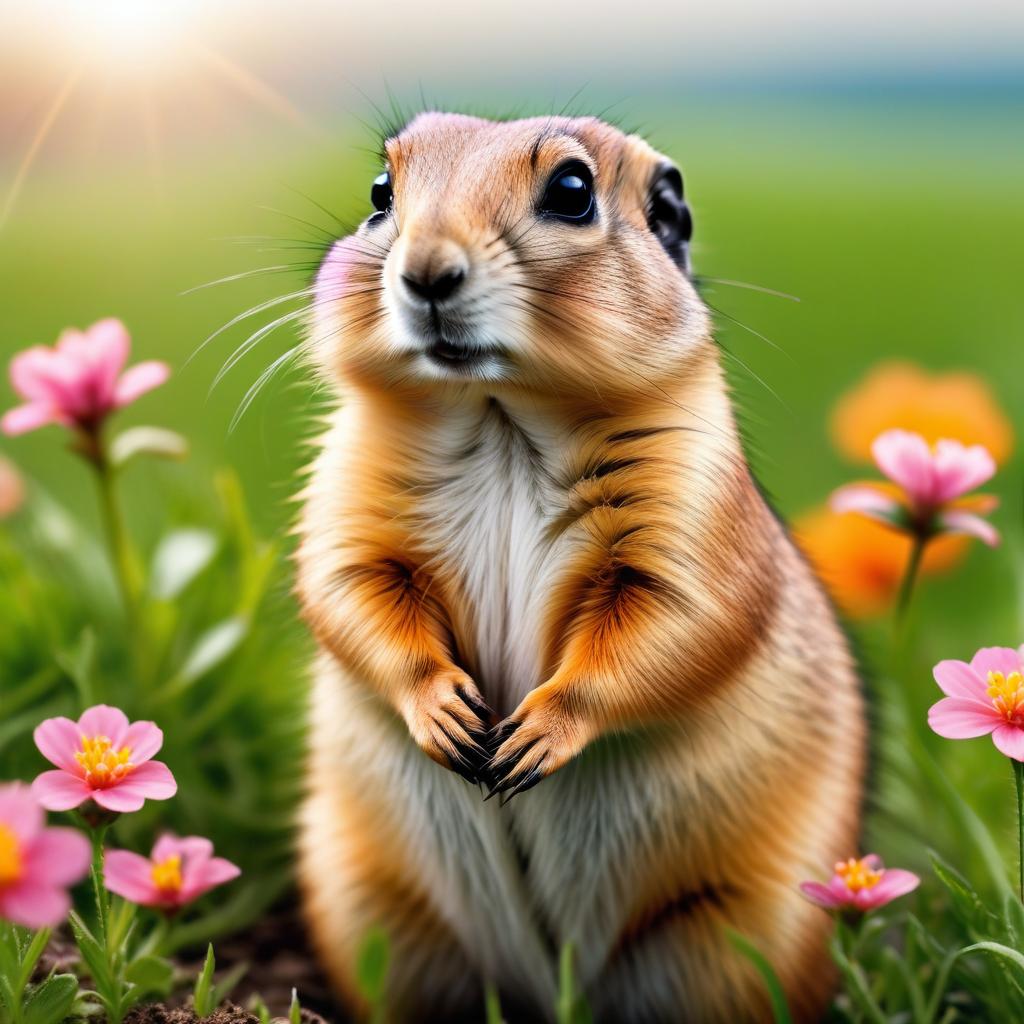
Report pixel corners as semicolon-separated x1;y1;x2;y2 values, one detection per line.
34;716;84;772
24;828;91;886
91;786;145;813
104;850;160;905
932;660;989;702
1;402;59;435
30;770;93;812
938;510;1000;547
0;882;71;929
123;721;164;764
799;881;842;908
867;869;920;906
93;761;177;812
0;783;43;843
970;647;1023;679
83;319;131;406
114;362;170;407
153;833;212;864
180;856;241;903
931;439;996;504
927;697;999;739
77;705;130;745
871;430;935;506
829;483;903;520
992;724;1024;762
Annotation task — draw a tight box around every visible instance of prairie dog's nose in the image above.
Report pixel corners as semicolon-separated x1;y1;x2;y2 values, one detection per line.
399;238;468;304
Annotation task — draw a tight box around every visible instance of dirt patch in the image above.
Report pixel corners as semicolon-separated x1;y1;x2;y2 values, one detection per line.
124;1004;258;1024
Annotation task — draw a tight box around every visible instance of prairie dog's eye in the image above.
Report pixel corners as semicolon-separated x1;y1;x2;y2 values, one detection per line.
370;172;393;214
538;161;595;223
647;168;692;270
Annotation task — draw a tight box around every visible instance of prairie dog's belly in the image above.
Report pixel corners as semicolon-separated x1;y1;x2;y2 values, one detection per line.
414;399;560;715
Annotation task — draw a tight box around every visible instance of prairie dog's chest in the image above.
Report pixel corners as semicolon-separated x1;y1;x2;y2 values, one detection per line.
415;402;560;713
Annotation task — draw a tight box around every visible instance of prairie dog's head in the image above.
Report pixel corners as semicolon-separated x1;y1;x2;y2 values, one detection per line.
312;113;710;405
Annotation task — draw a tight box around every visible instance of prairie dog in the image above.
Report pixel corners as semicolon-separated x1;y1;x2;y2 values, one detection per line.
295;112;865;1023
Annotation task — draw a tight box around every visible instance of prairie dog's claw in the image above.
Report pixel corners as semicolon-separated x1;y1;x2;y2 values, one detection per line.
405;670;493;783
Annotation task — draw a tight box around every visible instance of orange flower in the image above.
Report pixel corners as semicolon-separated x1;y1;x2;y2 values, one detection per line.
831;362;1013;466
794;507;967;619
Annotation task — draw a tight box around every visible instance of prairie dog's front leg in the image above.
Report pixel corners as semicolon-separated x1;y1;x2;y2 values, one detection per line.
296;534;492;781
488;469;780;798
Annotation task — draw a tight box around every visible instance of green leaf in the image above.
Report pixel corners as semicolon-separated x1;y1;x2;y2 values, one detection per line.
55;630;97;709
484;983;504;1024
22;974;79;1024
925;940;1024;1020
110;427;188;468
163;616;249;697
193;945;216;1019
124;956;174;999
68;913;111;992
727;929;795;1024
912;746;1013;899
930;852;992;930
355;928;389;1006
149;529;218;600
289;988;301;1024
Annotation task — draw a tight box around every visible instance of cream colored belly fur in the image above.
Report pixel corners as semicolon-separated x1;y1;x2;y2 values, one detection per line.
299;401;861;1022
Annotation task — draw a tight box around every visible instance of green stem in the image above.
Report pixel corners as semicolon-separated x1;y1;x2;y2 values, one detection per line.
895;533;927;624
1014;759;1024;903
92;449;139;619
89;826;110;947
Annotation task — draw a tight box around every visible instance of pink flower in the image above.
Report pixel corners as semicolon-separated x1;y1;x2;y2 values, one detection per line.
929;646;1024;760
0;782;90;928
104;834;240;912
800;855;920;913
2;319;169;436
32;705;177;814
830;429;999;546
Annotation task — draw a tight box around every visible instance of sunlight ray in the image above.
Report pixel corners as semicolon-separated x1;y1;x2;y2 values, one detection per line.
1;67;84;230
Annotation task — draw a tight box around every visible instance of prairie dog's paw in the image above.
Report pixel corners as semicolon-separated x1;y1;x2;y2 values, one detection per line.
401;669;493;783
485;682;587;801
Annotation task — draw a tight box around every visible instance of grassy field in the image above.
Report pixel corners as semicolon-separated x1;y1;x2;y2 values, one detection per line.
1;88;1023;1017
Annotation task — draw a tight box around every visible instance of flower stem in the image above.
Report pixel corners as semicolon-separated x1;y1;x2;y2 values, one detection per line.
1014;759;1024;903
92;448;140;620
89;825;110;947
895;533;927;624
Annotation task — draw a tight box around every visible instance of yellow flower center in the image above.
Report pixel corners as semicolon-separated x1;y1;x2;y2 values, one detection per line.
151;854;183;894
835;857;883;892
987;671;1024;724
0;824;22;887
75;734;134;788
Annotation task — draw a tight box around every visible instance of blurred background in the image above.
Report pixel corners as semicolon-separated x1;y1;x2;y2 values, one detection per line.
1;0;1023;1004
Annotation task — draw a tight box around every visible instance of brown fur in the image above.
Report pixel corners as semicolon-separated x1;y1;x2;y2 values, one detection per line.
295;113;866;1023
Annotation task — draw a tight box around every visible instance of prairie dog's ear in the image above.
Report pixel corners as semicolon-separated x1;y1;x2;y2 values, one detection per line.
647;165;693;275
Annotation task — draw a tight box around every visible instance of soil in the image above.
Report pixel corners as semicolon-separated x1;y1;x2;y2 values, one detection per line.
124;1004;259;1024
184;905;342;1021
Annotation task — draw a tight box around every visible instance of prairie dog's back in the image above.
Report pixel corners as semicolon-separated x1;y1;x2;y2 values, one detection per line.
296;112;865;1023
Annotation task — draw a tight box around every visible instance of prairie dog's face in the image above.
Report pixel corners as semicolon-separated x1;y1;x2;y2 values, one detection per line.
312;113;710;405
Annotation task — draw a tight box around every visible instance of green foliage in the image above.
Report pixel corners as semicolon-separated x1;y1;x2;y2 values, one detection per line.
727;930;795;1024
556;944;592;1024
0;464;308;947
192;945;216;1019
355;927;389;1024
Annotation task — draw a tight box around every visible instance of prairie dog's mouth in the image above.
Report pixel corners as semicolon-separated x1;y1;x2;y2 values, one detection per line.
427;338;497;366
422;335;508;373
